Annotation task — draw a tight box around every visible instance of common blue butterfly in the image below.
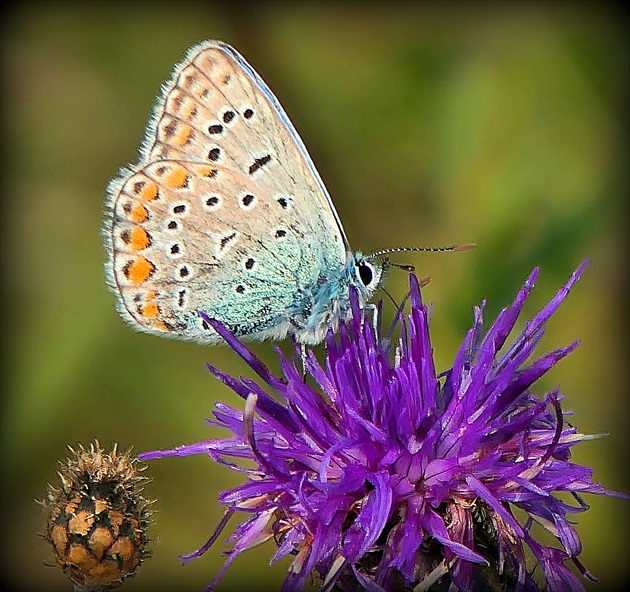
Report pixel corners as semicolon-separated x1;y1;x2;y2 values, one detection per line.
104;41;469;345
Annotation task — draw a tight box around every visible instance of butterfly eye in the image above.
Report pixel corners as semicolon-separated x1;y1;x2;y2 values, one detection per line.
356;260;375;288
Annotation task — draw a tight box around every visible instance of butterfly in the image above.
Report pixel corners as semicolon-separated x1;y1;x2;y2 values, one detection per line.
104;40;468;346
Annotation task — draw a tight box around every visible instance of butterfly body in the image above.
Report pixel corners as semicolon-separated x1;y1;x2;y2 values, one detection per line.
104;41;384;345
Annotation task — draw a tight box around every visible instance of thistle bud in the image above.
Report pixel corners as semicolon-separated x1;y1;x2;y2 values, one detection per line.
40;441;152;591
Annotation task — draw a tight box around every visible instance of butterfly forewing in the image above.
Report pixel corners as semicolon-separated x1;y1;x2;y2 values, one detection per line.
106;41;349;343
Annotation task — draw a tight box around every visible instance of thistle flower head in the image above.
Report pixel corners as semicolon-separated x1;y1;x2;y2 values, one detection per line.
141;261;626;592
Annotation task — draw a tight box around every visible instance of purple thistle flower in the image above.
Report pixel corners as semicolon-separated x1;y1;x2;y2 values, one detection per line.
140;260;627;592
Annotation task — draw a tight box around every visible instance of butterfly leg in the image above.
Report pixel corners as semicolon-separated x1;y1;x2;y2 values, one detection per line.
362;303;379;337
287;316;309;380
299;343;308;382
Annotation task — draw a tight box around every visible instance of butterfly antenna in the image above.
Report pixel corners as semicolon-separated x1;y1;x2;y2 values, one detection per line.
369;242;476;259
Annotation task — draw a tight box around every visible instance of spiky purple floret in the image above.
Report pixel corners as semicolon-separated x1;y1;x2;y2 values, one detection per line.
140;260;627;592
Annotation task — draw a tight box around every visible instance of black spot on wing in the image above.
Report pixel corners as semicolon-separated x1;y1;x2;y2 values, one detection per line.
248;154;272;175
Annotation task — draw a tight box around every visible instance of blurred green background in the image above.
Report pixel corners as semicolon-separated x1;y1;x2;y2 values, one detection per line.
1;2;627;591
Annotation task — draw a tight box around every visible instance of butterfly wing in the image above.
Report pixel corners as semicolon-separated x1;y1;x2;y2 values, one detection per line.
105;41;350;343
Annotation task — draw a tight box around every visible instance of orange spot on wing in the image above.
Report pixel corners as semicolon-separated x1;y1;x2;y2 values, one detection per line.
181;98;198;120
130;204;148;223
125;257;155;285
164;166;190;189
140;180;159;201
171;124;193;147
130;226;151;251
142;301;159;318
194;165;218;178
